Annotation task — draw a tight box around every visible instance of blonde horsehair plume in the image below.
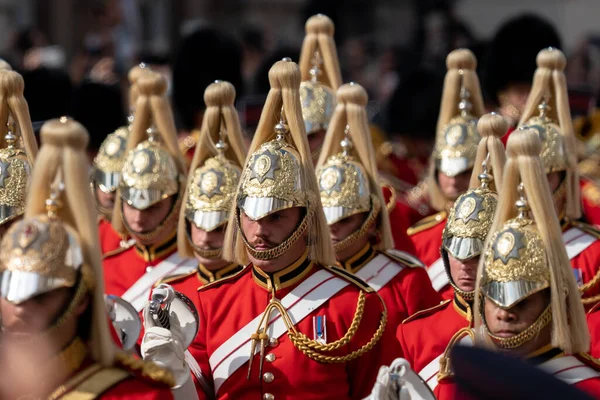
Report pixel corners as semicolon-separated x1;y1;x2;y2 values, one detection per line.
127;63;150;113
474;128;589;354
223;59;336;266
0;70;38;163
428;49;485;212
299;14;343;90
178;80;247;258
469;113;508;191
0;59;12;71
518;48;580;219
25;118;115;366
111;71;186;234
317;82;394;250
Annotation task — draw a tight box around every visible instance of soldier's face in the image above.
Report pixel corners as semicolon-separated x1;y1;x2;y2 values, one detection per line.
190;224;228;268
329;213;370;261
241;207;306;272
95;187;116;209
1;288;80;337
547;171;563;192
123;196;174;234
308;130;326;161
437;169;471;201
448;254;477;292
483;290;550;353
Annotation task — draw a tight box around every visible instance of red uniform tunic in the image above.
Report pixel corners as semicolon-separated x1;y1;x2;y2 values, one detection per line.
582;178;600;227
433;348;600;400
405;211;453;299
339;244;441;330
561;219;600;305
102;232;179;298
157;263;245;314
588;302;600;359
189;251;398;400
406;211;447;267
381;184;414;253
396;294;472;398
99;218;129;256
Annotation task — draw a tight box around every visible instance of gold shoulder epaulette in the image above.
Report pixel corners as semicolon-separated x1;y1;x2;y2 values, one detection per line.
102;240;136;260
114;352;175;388
383;249;425;268
156;268;198;287
576;352;600;370
570;220;600;240
407;211;447;236
326;265;374;293
402;299;451;324
582;180;600;206
198;265;248;292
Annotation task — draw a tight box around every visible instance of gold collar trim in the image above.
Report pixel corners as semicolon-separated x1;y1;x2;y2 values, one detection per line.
198;263;243;284
340;243;376;274
252;249;313;292
453;293;473;323
134;230;178;262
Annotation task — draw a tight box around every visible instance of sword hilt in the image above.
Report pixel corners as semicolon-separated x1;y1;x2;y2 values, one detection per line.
149;284;176;330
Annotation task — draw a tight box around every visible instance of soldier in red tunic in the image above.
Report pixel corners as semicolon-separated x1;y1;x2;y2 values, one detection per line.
156;80;247;311
472;128;600;399
92;64;149;257
0;117;174;399
102;71;195;313
430;113;508;299
406;49;485;276
144;59;394;400
588;302;600;359
0;70;38;238
298;14;342;164
315;82;441;337
395;113;504;398
518;48;600;307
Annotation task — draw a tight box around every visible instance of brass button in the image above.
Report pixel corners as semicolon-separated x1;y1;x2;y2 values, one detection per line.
263;372;275;383
146;266;153;273
263;394;274;400
268;337;279;347
266;353;276;362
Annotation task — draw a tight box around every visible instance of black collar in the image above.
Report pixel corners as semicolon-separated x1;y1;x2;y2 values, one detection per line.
252;249;314;292
339;243;376;273
134;231;177;262
197;263;243;284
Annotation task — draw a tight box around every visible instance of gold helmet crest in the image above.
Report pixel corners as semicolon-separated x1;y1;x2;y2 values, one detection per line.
298;14;342;137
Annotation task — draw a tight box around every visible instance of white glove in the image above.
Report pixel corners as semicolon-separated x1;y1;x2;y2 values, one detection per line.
365;364;400;400
141;302;190;388
365;359;436;400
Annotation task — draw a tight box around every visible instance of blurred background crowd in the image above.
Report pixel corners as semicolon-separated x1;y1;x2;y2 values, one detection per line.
2;0;600;165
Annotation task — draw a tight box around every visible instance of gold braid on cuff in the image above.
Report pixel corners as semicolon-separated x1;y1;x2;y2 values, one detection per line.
482;303;552;349
333;195;381;253
237;207;313;261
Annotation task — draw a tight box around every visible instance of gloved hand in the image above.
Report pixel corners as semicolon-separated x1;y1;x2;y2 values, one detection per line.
365;364;399;400
364;359;436;400
141;302;190;388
